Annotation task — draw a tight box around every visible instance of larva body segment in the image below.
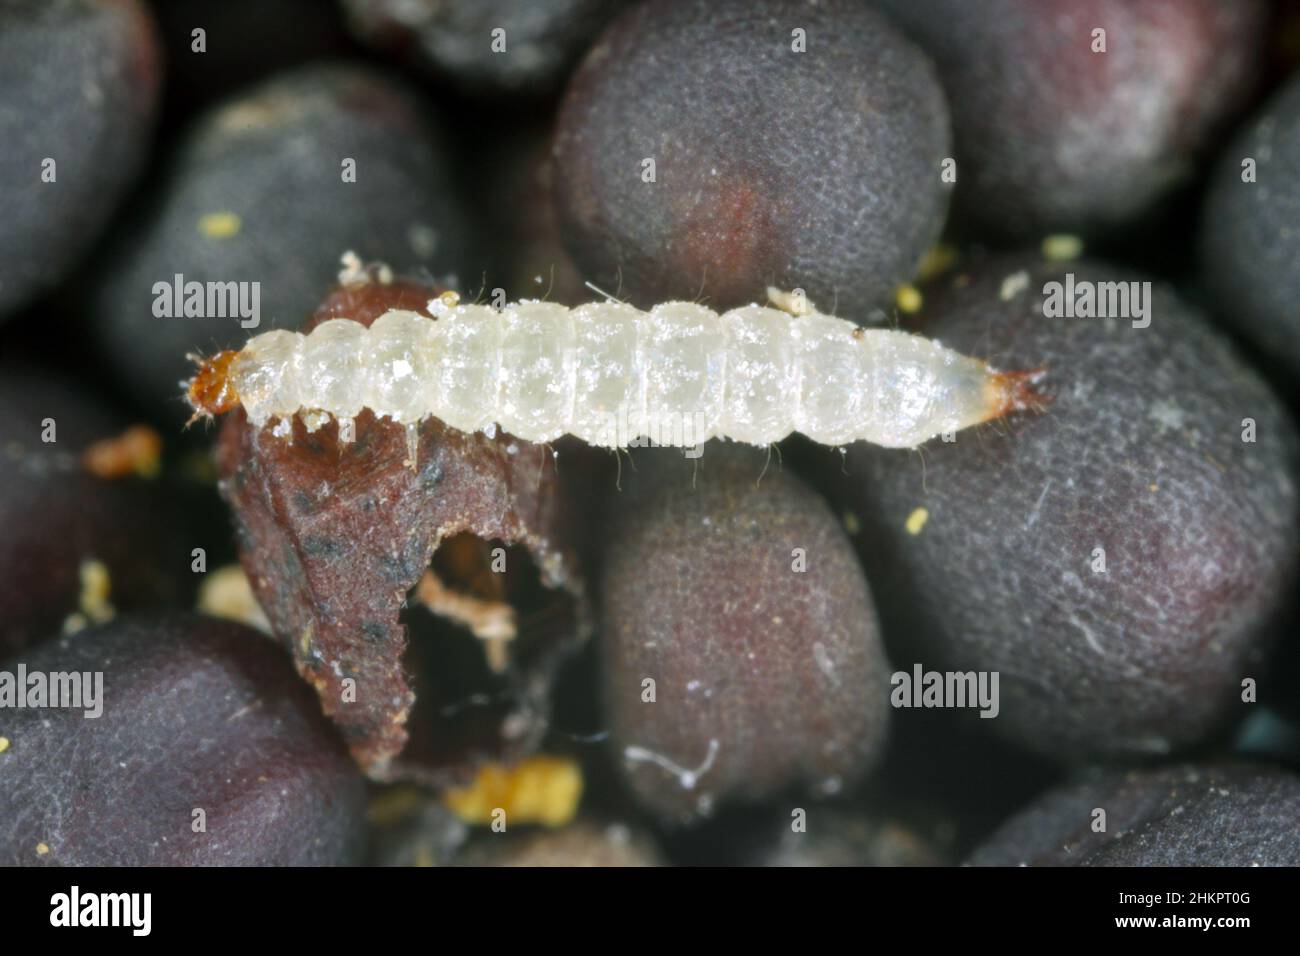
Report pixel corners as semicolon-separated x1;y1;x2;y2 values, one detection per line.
720;305;797;445
432;304;501;435
365;309;437;424
498;302;575;442
301;319;369;423
194;296;1046;454
642;303;726;443
238;330;302;422
570;302;644;444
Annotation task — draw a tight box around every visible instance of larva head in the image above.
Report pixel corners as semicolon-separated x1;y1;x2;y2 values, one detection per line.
185;350;242;421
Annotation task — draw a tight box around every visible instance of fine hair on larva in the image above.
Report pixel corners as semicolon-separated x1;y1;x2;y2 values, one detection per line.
185;286;1048;467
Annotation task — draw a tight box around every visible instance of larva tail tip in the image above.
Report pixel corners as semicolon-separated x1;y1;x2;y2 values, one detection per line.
991;366;1052;417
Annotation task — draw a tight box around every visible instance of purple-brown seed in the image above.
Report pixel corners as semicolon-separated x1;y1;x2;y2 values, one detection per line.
872;0;1268;239
553;0;952;319
968;763;1300;866
599;444;891;825
0;0;161;320
841;255;1300;761
0;614;368;866
0;363;191;658
341;0;628;95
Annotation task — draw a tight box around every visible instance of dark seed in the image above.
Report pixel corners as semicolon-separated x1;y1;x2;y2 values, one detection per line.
0;614;368;866
0;0;161;320
1201;71;1300;380
599;444;891;825
968;762;1300;866
88;63;477;420
553;0;952;319
874;0;1268;239
841;255;1299;761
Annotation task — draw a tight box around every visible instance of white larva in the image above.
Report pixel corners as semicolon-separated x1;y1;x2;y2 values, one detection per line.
187;289;1046;465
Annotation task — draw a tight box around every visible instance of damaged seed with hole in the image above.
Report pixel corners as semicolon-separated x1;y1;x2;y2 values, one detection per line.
212;275;591;782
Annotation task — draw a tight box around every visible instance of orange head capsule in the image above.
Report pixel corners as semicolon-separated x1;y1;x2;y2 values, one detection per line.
185;350;242;423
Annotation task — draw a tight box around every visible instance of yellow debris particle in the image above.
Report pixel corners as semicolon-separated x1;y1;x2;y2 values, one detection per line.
442;756;582;828
894;283;923;314
1041;234;1084;262
36;843;49;856
999;270;1031;301
298;621;315;657
77;559;115;625
1148;483;1159;492
197;565;272;633
905;506;930;535
0;737;9;754
842;510;861;535
915;243;958;282
366;785;425;827
198;211;242;239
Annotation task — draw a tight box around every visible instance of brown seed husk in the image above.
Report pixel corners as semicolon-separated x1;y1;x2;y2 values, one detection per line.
215;277;591;782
